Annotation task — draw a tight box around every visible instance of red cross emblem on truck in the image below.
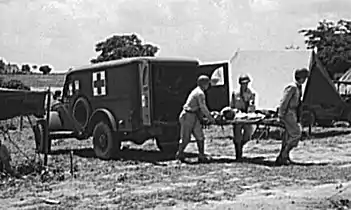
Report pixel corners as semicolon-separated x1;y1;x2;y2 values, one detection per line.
92;71;106;96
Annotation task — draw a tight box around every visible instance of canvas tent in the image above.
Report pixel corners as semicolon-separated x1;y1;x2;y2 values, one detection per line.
337;68;351;95
303;51;344;107
229;50;312;109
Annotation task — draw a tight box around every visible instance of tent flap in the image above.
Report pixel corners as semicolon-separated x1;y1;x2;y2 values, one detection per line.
303;51;344;107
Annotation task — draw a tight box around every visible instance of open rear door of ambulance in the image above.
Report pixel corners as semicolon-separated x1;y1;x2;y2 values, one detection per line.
197;62;230;111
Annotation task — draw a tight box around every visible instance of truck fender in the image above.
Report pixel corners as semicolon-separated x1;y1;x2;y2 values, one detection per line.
88;108;118;134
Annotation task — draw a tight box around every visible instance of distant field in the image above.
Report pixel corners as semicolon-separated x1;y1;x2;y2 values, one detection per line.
0;74;66;88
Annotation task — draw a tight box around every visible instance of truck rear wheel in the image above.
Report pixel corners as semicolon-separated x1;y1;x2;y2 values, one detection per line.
156;126;180;156
92;121;121;160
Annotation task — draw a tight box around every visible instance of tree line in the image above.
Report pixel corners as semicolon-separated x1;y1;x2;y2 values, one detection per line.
0;60;53;75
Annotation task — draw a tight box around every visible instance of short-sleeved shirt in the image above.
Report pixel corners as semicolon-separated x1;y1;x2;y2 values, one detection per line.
182;86;211;118
278;82;302;117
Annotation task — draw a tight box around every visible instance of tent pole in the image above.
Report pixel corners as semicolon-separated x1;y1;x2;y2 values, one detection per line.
44;87;51;166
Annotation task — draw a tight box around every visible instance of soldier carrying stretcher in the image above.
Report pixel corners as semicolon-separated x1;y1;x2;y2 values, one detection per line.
275;68;309;166
230;74;257;161
176;75;215;163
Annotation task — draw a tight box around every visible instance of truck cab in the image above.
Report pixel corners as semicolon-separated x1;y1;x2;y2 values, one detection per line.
35;57;229;160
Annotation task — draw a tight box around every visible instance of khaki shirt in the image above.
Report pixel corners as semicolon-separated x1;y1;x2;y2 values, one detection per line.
278;82;302;117
182;86;211;118
230;88;255;112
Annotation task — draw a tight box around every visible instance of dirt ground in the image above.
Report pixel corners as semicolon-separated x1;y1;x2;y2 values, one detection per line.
1;119;351;210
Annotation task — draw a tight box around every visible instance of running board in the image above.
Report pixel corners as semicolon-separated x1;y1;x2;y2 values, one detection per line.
49;131;77;140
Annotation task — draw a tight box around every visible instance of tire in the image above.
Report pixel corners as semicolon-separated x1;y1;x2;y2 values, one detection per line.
156;125;180;156
33;120;51;154
72;97;91;130
92;122;121;160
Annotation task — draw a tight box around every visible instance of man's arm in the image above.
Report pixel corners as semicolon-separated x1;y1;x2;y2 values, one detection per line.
197;93;214;120
278;85;295;118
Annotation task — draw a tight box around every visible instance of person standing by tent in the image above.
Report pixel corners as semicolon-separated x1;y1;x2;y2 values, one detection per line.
276;68;309;166
176;75;216;163
230;74;256;161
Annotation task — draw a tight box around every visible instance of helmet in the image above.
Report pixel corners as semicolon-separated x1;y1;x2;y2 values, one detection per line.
197;75;210;85
238;74;251;84
295;68;309;79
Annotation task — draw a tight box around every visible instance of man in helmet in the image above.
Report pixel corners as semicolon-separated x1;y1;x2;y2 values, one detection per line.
230;74;256;161
276;68;309;166
176;75;216;163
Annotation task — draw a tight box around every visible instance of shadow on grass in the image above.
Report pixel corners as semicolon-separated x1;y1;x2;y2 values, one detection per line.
240;156;329;167
50;148;330;167
186;156;329;167
252;128;351;141
50;147;198;165
311;130;351;139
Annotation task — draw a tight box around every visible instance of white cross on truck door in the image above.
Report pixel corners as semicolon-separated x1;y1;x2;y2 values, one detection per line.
92;71;106;96
139;61;151;126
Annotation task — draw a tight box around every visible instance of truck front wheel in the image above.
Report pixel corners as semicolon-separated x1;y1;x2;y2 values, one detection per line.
156;126;180;156
92;122;121;160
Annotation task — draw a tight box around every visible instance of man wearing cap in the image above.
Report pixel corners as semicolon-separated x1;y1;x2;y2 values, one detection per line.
230;74;256;161
276;68;309;166
176;75;216;163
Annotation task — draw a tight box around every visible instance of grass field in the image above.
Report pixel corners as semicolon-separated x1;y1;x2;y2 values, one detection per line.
1;74;65;88
1;120;351;209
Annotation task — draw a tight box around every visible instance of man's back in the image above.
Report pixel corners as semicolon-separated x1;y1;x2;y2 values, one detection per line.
183;86;205;112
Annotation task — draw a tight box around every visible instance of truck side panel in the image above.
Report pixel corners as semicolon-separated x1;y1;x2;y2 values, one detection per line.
88;63;142;132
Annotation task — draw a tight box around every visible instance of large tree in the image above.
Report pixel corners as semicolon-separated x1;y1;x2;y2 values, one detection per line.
21;64;31;74
299;19;351;75
91;34;159;63
39;65;52;75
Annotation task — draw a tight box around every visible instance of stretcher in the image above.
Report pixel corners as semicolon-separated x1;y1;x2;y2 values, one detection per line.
204;115;285;139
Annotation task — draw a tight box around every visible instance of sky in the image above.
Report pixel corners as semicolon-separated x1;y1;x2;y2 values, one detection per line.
0;0;351;72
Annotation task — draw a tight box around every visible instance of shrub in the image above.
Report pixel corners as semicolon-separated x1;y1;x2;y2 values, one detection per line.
0;79;30;90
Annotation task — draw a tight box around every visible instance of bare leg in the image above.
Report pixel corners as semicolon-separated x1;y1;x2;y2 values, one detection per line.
176;113;194;161
193;119;209;162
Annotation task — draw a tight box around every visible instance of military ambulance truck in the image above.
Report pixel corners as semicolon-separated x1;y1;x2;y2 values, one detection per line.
34;57;229;160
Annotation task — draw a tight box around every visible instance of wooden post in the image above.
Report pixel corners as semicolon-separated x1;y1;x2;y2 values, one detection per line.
20;116;23;131
44;87;51;166
70;150;74;177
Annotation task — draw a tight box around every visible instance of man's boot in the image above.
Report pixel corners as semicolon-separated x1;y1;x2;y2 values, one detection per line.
197;140;211;163
175;143;186;162
275;145;290;166
175;151;185;162
235;142;243;161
